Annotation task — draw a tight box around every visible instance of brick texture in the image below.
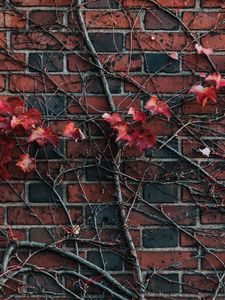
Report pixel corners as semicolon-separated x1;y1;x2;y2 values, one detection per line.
0;0;224;299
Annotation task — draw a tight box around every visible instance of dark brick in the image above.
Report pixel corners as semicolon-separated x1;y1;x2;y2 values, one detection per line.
146;139;179;158
86;161;113;181
89;33;123;52
29;10;64;29
27;273;62;293
145;54;179;73
143;228;178;248
85;0;119;8
28;95;66;116
29;139;64;159
87;251;123;271
145;9;179;30
29;53;63;72
144;183;177;203
87;77;121;94
147;274;179;293
85;205;121;226
28;182;63;203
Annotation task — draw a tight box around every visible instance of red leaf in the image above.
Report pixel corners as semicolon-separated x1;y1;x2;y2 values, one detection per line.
128;107;147;124
169;52;179;60
63;122;85;141
195;44;213;56
102;112;123;126
205;73;225;90
28;127;58;147
16;153;36;173
113;122;131;143
145;96;171;120
0;116;11;131
0;97;25;115
130;130;156;152
11;108;42;130
189;84;217;107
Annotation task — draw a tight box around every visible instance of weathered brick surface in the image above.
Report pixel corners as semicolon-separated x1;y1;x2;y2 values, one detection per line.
0;0;225;298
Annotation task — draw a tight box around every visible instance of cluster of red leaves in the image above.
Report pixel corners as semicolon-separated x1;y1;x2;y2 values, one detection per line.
102;96;171;152
0;98;84;179
189;72;225;107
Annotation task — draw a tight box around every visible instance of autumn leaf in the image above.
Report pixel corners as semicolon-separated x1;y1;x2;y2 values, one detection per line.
113;122;131;143
11;108;42;130
195;44;213;56
0;116;11;131
169;52;179;60
189;84;217;107
28;127;58;147
0;97;25;116
129;130;156;152
205;73;225;90
102;112;123;126
63;122;85;141
128;107;147;124
16;153;36;173
145;96;171;120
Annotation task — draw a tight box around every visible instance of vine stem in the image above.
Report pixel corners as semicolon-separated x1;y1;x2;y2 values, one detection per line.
76;1;145;299
1;241;135;299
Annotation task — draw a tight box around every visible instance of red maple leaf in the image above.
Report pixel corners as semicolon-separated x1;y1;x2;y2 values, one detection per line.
205;73;225;90
113;122;131;143
128;107;147;124
189;84;217;107
130;130;156;152
0;116;11;131
16;153;36;173
145;96;171;120
195;44;213;56
0;97;25;116
11;108;42;130
28;127;58;147
63;122;85;141
102;112;123;126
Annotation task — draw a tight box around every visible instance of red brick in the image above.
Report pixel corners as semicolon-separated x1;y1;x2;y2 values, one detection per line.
183;12;225;30
0;75;5;92
25;251;77;269
68;183;116;203
0;53;25;71
7;206;83;225
162;205;197;225
49;75;82;93
182;54;225;73
67;53;96;72
0;207;4;224
0;11;26;28
67;95;140;114
145;9;179;30
29;10;64;28
181;229;225;248
67;138;116;159
182;274;218;294
126;32;194;51
125;75;196;94
9;74;54;93
138;251;198;269
123;0;195;8
201;206;225;224
202;252;225;270
0;32;6;48
201;0;225;8
202;33;225;51
0;229;26;247
11;32;81;50
181;99;223;115
85;11;140;29
99;54;142;72
11;0;72;6
0;184;24;203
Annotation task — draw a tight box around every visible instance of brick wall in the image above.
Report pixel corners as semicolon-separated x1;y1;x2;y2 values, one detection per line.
0;0;225;299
